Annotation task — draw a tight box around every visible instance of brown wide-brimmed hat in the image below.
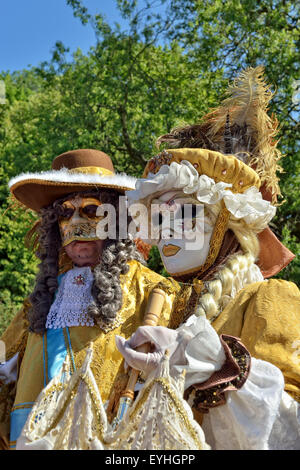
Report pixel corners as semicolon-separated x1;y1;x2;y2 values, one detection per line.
9;149;137;212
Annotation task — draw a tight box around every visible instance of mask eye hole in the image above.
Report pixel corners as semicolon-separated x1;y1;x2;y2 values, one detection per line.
81;204;99;219
60;207;75;220
181;204;198;219
191;204;198;219
182;204;199;230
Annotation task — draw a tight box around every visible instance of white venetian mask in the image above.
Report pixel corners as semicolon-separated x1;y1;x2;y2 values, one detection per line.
151;190;215;276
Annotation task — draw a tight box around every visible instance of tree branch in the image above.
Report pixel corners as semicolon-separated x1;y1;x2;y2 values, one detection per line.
118;104;147;164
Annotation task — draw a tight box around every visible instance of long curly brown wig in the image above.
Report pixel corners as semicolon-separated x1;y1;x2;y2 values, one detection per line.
28;189;144;334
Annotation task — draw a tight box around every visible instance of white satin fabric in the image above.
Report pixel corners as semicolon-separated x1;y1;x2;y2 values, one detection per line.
202;362;300;450
170;315;226;389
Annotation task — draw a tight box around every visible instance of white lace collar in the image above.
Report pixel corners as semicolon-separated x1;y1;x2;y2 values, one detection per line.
46;266;95;329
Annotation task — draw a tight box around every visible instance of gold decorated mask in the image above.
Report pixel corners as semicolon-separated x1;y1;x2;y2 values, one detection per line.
59;196;104;247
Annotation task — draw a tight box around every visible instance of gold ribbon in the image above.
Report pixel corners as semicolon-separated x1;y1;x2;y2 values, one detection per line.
69;166;114;176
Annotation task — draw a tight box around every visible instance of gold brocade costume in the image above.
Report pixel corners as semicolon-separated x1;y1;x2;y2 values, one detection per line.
212;279;300;402
0;260;180;447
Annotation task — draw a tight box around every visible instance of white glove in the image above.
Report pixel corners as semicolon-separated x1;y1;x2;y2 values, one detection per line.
115;326;178;376
0;353;18;385
115;316;227;387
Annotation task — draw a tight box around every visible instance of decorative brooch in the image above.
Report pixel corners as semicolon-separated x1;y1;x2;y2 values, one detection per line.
147;150;173;174
72;274;86;286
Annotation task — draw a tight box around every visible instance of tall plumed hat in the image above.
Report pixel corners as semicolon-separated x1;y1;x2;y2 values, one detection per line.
128;67;295;277
9;149;137;212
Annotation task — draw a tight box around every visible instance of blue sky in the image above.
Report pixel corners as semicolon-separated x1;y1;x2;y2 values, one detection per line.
0;0;127;73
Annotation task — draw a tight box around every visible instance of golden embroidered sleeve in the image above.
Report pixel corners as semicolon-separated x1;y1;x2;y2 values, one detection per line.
0;299;30;362
212;279;300;402
0;299;30;448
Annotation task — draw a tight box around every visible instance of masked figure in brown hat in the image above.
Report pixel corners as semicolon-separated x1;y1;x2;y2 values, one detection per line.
0;149;181;450
118;67;300;449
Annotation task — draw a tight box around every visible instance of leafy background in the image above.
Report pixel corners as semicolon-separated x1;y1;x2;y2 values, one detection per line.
0;0;299;334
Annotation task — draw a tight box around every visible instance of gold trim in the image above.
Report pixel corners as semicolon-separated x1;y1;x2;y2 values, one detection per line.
11;403;33;412
167;283;193;330
80;372;106;440
126;376;205;449
193;279;204;295
69;166;114;176
62;329;75;375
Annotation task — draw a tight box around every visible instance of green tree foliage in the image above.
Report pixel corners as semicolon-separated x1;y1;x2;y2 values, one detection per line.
0;0;298;333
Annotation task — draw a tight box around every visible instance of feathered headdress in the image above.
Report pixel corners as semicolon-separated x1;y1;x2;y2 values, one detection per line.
157;66;283;204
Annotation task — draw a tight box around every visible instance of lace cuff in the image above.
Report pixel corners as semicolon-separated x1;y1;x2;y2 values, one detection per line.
185;335;251;413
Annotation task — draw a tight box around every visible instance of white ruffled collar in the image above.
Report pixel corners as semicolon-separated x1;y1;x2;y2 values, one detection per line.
127;160;276;230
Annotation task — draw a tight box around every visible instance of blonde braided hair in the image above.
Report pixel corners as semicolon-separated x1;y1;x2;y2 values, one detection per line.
194;202;262;322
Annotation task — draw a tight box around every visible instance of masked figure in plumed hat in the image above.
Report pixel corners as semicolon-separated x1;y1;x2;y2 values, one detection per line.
0;149;189;450
117;67;300;450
